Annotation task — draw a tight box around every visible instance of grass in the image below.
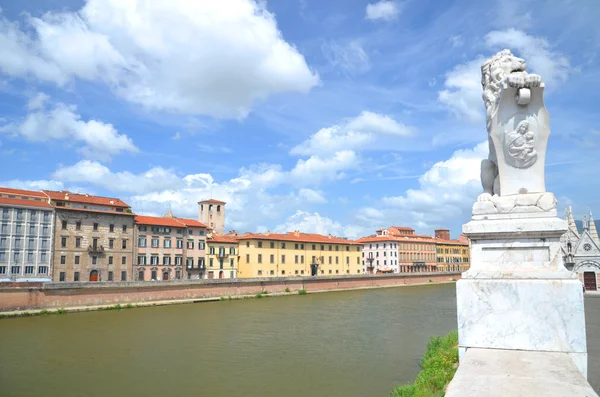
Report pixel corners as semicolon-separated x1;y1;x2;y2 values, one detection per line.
298;289;307;295
255;292;263;299
284;288;291;293
391;330;459;397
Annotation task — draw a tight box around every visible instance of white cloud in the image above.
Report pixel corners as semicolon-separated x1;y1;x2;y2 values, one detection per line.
52;160;181;194
0;1;319;118
380;141;488;229
485;29;571;87
289;151;359;185
7;95;138;160
438;29;570;122
0;179;64;191
298;188;327;204
197;143;233;154
290;111;413;156
171;132;181;140
321;40;370;76
365;1;400;21
272;210;366;238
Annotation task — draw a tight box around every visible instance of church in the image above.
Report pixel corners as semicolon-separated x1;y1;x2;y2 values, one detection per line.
562;206;600;291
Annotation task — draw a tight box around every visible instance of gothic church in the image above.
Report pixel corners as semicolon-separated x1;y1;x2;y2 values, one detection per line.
562;206;600;291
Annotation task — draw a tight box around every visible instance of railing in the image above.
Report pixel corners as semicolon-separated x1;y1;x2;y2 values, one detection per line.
88;245;105;254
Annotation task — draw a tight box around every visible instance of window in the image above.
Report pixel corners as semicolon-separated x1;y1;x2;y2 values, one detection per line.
199;241;205;250
108;271;113;281
93;223;99;231
346;246;350;251
28;238;34;249
40;252;47;262
357;257;360;264
175;270;181;280
187;240;194;249
60;255;66;265
295;255;298;264
199;229;205;236
61;220;67;230
335;245;339;251
270;242;275;249
281;255;285;264
258;241;262;248
163;256;171;265
209;258;214;267
282;243;286;249
281;270;286;275
73;255;80;265
138;237;147;247
72;237;81;249
59;272;66;281
29;224;35;235
92;256;97;265
74;271;80;281
122;240;127;249
109;224;114;232
328;256;332;264
42;226;48;236
257;270;263;276
139;226;147;232
76;221;81;230
175;256;182;266
246;254;250;263
27;252;33;263
321;245;324;250
270;254;274;264
295;243;299;249
138;256;147;265
0;266;5;274
258;254;262;263
1;209;7;219
335;256;339;264
121;256;127;265
61;237;67;248
164;239;172;248
15;224;22;235
14;238;21;249
230;258;234;267
346;257;349;265
25;265;34;274
152;238;159;248
39;266;47;274
151;256;159;265
246;241;250;247
312;244;316;250
301;255;304;264
229;247;235;255
11;265;20;274
151;269;157;280
122;225;127;232
209;246;215;255
0;238;6;249
108;256;114;265
121;271;127;281
1;223;7;234
197;258;204;268
176;239;183;249
270;270;275;275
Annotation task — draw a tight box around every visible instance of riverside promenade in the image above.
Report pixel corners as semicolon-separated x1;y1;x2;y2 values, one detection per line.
0;271;459;313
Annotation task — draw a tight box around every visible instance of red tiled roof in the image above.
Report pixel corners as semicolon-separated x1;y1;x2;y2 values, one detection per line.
210;235;239;243
0;197;53;208
175;217;208;228
199;199;226;204
237;232;361;245
134;216;184;227
356;236;399;243
55;207;134;216
0;187;47;198
390;226;415;231
434;238;469;246
43;190;130;208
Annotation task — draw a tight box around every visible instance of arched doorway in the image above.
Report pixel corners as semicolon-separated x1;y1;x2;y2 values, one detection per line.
584;272;597;291
89;270;99;282
219;271;224;279
162;271;169;281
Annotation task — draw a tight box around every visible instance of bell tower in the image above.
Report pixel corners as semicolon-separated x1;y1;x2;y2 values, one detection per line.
198;199;226;235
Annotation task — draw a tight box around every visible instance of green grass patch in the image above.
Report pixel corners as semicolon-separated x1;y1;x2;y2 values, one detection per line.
255;293;263;299
284;288;290;293
391;330;459;397
298;289;307;295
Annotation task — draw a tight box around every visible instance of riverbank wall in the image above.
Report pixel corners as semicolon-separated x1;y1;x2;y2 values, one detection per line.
0;272;460;313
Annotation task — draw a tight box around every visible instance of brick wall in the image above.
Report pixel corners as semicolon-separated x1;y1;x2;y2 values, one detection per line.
0;272;461;312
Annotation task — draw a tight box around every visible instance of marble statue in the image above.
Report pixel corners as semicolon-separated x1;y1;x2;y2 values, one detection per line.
473;49;556;218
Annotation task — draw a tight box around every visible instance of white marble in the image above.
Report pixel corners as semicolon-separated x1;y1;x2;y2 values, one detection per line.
472;192;557;218
446;348;597;397
457;279;587;368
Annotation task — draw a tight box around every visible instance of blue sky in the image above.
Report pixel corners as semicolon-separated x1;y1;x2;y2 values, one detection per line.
0;0;598;238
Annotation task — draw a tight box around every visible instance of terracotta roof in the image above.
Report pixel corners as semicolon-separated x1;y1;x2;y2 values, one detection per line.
389;226;415;231
134;216;184;227
0;197;53;208
237;232;361;245
43;190;130;208
175;217;208;228
210;235;239;243
199;199;226;204
356;236;399;243
55;207;134;216
434;238;468;246
0;187;47;198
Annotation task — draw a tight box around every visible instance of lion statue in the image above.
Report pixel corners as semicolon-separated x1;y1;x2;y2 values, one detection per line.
478;49;542;201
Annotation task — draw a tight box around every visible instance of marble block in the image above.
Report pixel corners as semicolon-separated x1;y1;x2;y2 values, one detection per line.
456;278;588;377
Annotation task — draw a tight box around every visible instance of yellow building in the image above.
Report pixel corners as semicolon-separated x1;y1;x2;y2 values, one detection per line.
205;234;239;279
434;229;470;272
237;231;362;278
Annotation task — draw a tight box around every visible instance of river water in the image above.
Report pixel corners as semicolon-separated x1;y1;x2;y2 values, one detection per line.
0;284;598;396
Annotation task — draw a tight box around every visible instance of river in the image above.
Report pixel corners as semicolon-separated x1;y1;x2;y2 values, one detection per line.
0;284;598;396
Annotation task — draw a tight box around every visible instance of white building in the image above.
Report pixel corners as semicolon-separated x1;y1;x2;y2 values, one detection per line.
0;188;55;282
562;206;600;291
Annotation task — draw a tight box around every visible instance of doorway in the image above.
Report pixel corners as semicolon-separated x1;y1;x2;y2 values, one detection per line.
219;271;224;279
89;270;99;282
583;272;597;291
162;271;169;281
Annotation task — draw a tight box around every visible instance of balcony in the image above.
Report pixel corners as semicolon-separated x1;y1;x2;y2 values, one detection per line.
88;245;105;254
217;251;229;258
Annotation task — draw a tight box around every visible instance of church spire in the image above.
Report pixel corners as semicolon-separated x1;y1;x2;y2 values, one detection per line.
565;206;579;236
589;212;600;247
164;206;175;219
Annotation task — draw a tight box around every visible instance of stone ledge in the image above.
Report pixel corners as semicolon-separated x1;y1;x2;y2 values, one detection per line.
446;348;598;397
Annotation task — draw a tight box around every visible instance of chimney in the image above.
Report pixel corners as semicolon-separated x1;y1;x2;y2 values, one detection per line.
435;229;450;240
265;230;270;236
295;230;300;237
64;193;69;200
328;234;332;239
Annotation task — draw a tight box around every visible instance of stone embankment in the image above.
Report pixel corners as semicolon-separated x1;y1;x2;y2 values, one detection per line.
0;272;460;314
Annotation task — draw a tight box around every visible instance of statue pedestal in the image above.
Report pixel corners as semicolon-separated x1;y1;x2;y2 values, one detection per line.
457;215;588;377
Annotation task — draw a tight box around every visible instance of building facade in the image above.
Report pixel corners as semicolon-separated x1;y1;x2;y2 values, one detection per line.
562;206;600;291
46;191;135;282
0;188;55;282
237;231;362;278
198;199;226;235
205;234;238;279
357;236;399;274
433;229;470;272
175;216;208;280
373;226;437;272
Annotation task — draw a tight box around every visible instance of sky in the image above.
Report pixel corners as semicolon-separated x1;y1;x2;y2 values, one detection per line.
0;0;598;239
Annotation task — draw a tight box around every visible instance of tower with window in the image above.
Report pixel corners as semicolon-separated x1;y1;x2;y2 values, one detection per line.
198;199;226;235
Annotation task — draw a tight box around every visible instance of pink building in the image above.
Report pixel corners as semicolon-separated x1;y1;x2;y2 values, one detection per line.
357;236;399;274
